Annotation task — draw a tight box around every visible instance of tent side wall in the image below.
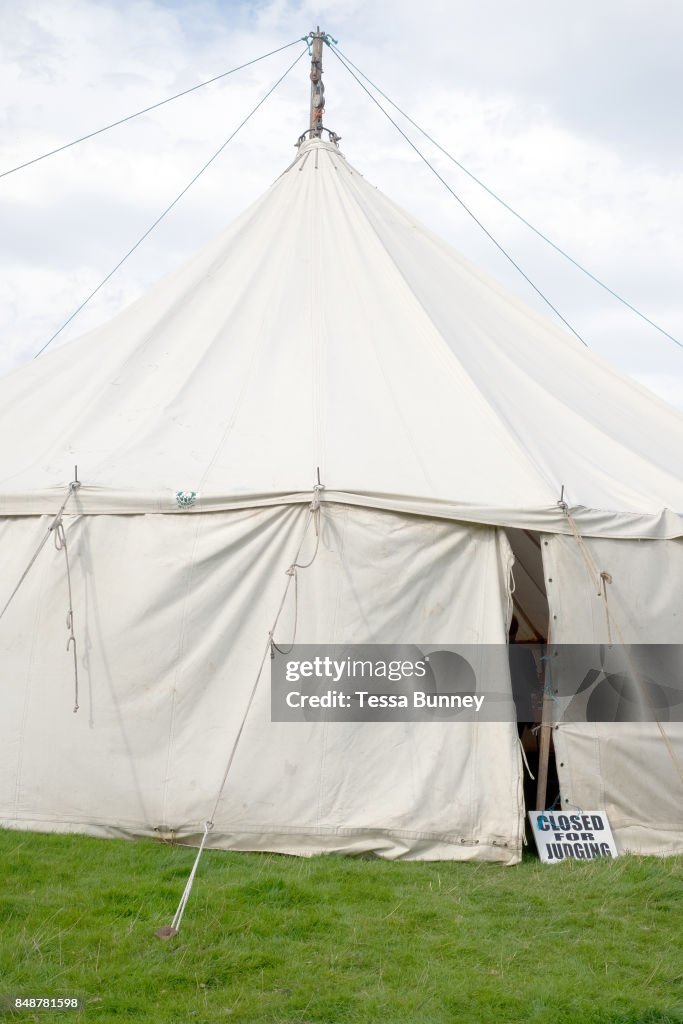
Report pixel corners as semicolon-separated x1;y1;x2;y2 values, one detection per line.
0;503;523;863
543;534;683;854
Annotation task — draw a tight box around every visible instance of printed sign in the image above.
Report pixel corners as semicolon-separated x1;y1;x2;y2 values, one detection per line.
529;810;617;863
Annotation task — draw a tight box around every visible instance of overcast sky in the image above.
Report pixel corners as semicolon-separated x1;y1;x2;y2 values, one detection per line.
1;0;682;408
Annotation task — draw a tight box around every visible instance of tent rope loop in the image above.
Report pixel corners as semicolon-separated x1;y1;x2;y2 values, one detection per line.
53;518;80;713
558;497;616;646
599;571;614;646
269;489;323;656
310;481;323;511
270;569;300;656
270;483;324;657
518;738;535;781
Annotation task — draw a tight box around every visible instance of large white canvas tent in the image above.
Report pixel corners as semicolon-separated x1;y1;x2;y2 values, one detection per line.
1;131;682;863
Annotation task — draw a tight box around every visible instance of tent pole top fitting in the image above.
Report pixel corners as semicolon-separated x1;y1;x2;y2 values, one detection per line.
296;127;341;148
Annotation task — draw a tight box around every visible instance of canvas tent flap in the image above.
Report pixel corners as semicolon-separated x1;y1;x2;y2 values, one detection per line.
0;503;523;862
543;533;683;854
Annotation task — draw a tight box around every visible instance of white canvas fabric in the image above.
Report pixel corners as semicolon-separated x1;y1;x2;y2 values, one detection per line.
0;140;681;537
0;504;522;862
543;534;683;854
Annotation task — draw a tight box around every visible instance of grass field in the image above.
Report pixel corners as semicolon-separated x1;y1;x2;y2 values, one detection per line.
0;830;681;1023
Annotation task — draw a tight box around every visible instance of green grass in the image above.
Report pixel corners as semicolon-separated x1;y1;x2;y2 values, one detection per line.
0;830;681;1023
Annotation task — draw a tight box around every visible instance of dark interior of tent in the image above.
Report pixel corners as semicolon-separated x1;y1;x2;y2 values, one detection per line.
504;528;559;822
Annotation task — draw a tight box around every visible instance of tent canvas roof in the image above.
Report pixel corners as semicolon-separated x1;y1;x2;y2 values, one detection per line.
1;138;681;537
